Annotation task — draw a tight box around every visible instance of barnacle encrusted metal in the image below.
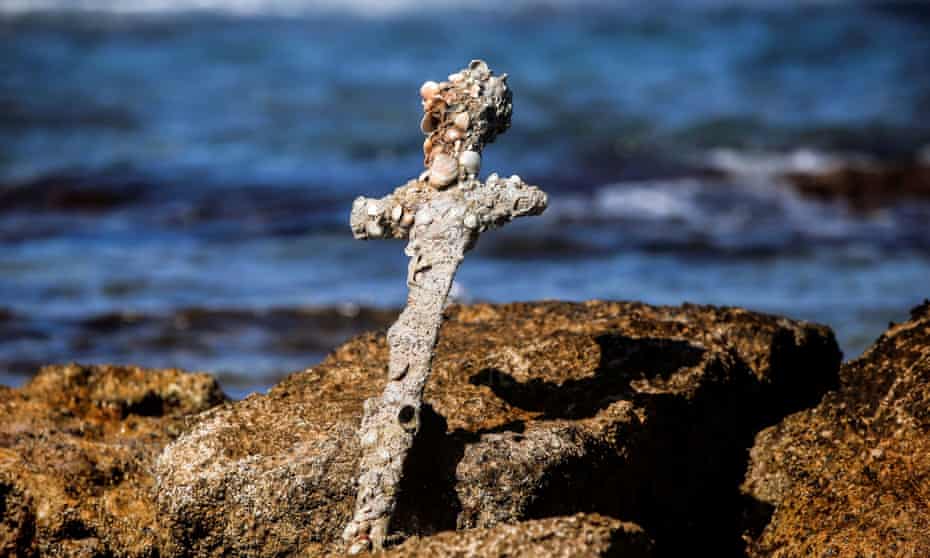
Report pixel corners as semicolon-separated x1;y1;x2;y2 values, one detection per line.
345;60;547;554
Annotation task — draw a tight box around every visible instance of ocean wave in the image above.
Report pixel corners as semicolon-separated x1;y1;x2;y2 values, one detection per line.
704;148;866;178
704;147;930;210
536;168;930;258
4;163;929;257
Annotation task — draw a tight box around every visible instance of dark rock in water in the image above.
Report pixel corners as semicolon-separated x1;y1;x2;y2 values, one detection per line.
153;301;840;557
786;162;930;210
384;513;653;558
0;364;226;557
743;300;930;557
0;174;149;213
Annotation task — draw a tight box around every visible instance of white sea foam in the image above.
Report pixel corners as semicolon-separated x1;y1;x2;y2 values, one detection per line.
543;169;904;253
705;147;875;178
593;179;704;222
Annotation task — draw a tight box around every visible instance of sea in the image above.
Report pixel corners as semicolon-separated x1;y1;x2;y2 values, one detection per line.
2;0;929;397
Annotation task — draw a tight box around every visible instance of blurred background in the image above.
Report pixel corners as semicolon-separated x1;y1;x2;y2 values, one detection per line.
2;0;929;397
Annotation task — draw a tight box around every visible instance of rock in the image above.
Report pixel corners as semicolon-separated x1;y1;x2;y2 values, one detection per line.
154;301;840;557
785;162;930;210
743;300;930;557
384;513;653;557
0;173;148;213
0;363;226;557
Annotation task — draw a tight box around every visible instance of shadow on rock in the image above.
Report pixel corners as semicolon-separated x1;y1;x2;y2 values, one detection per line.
469;335;706;420
463;333;760;556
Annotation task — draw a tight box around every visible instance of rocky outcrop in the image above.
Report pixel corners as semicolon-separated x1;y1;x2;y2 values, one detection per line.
384;513;653;558
743;301;930;557
153;301;841;557
0;301;849;557
0;363;226;557
786;162;930;210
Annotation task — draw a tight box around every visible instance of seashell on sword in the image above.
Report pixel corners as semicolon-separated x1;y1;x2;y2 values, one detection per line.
428;153;459;189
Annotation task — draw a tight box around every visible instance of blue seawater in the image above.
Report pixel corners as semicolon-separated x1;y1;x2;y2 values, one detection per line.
1;1;929;395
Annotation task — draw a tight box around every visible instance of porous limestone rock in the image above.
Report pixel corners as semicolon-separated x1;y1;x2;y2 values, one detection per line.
153;301;841;557
0;363;226;557
743;300;930;557
384;513;654;558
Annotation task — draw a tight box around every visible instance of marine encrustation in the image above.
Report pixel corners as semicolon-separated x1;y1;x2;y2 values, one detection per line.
344;60;548;554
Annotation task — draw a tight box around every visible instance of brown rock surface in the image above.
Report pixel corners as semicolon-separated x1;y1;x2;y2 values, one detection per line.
744;300;930;557
384;513;653;558
154;300;840;557
0;363;226;557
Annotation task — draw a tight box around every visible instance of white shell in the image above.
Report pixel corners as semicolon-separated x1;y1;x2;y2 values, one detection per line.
391;205;404;222
366;201;380;217
444;127;463;142
419;80;439;100
468;59;490;76
366;221;383;238
508;174;522;185
463;213;478;229
453;112;470;130
486;76;507;98
459;150;481;175
428;153;459;188
347;540;370;556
